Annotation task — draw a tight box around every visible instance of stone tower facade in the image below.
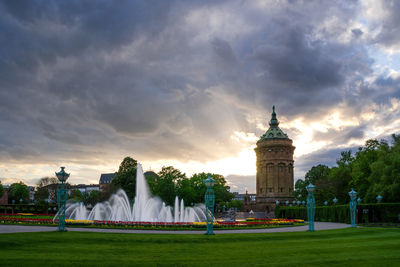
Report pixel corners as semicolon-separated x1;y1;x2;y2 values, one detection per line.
254;106;295;212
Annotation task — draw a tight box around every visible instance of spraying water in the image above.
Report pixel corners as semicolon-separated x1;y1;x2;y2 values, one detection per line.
63;163;207;222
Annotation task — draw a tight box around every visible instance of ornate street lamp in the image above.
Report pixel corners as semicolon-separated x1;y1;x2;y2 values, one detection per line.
333;197;338;205
204;175;216;235
376;195;382;203
324;201;328;206
55;167;70;232
306;183;316;232
19;198;23;204
348;188;357;228
357;197;362;204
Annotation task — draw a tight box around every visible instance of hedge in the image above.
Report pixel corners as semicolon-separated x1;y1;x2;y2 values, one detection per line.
275;203;400;223
0;204;58;214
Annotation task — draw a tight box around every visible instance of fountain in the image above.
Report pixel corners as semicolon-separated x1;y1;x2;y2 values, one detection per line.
63;163;207;222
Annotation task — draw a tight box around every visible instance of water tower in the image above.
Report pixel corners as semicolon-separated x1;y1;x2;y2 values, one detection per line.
254;106;295;213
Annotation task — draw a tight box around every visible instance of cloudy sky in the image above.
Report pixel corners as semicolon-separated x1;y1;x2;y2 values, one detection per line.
1;0;399;193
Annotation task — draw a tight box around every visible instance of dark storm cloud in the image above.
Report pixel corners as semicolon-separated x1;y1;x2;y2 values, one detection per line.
211;37;238;71
248;22;373;118
0;0;399;185
373;1;400;49
253;26;343;91
372;75;400;103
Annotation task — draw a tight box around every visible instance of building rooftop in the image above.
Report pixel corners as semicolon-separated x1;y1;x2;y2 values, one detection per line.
99;173;116;184
258;106;289;143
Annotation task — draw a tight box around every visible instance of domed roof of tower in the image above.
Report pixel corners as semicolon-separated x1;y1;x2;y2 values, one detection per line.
258;106;289;143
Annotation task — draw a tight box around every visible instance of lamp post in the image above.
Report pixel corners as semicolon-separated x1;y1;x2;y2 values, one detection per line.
204;175;215;235
333;197;338;205
376;195;382;203
55;167;70;232
306;183;316;232
348;188;357;228
357;197;362;204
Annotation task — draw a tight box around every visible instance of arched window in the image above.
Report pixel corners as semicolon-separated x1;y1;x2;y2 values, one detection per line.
279;163;285;172
269;165;273;172
288;164;293;173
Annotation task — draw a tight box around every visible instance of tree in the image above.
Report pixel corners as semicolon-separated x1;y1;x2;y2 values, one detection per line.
155;166;186;206
0;181;4;199
228;200;243;210
301;134;400;204
69;189;83;202
364;135;400;202
176;176;198;206
294;179;307;202
87;190;101;206
37;177;58;187
350;140;379;199
112;157;138;200
212;174;234;204
178;172;234;207
34;186;49;201
144;171;159;195
8;182;29;203
295;164;332;204
35;176;59;203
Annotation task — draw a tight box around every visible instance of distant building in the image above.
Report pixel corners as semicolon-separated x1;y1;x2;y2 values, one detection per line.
232;192;242;201
0;185;9;204
233;192;256;202
233;192;251;201
69;184;100;195
99;173;116;193
232;191;256;212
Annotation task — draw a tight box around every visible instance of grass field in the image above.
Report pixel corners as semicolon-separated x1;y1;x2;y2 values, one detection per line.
1;228;400;266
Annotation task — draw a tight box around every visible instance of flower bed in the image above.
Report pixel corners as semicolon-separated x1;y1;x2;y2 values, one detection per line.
0;213;304;230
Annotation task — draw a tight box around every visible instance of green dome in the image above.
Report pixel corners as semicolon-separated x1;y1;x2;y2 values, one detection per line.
258;106;289;142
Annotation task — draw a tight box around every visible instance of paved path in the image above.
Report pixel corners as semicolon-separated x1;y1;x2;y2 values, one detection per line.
0;222;350;234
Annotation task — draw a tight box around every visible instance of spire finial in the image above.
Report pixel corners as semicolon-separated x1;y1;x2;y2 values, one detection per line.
269;105;279;127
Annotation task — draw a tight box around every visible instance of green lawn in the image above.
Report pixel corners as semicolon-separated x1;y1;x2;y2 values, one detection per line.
1;228;400;266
